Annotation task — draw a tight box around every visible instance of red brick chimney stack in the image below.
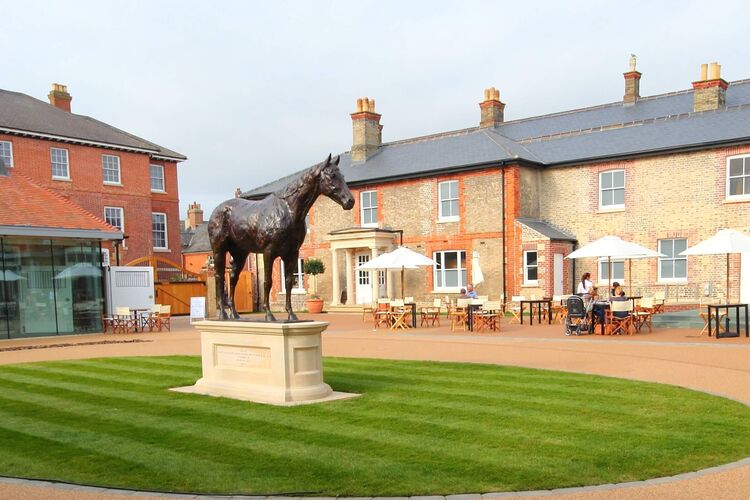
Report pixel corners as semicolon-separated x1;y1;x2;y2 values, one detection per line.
479;87;505;128
351;97;382;162
692;62;728;112
623;54;641;104
185;202;204;229
48;83;72;112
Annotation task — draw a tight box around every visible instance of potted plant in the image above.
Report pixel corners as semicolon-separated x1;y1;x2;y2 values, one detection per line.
303;258;326;313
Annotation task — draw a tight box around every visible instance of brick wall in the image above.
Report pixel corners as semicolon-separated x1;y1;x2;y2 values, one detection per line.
538;145;750;303
1;133;182;265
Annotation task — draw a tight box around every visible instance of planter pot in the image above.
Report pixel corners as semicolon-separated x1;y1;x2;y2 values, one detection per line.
306;298;324;314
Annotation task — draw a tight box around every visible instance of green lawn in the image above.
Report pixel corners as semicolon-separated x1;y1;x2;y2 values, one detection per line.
0;357;748;496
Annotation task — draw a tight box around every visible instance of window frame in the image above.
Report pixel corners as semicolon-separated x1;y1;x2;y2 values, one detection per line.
0;140;13;168
438;180;460;222
151;212;168;250
432;250;467;292
726;154;750;201
359;190;378;227
103;206;124;233
658;238;688;283
150;164;165;192
597;258;625;284
280;258;306;293
523;250;539;285
50;147;70;180
599;169;625;210
102;154;121;185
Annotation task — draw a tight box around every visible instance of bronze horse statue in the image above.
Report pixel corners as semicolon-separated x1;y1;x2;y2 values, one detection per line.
208;154;354;321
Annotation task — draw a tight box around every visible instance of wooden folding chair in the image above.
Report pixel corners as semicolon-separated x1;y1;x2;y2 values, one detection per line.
605;300;633;335
652;291;666;314
112;307;137;333
475;301;503;332
389;300;409;330
505;296;525;324
449;298;471;332
156;305;172;331
373;299;391;328
420;298;442;327
698;300;727;336
143;304;161;332
632;297;655;333
362;302;375;322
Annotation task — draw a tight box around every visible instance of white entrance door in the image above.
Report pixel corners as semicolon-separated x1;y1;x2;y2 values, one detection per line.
553;253;564;296
356;253;373;304
741;253;750;304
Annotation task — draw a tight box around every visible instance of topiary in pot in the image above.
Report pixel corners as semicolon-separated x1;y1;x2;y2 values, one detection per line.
303;258;326;313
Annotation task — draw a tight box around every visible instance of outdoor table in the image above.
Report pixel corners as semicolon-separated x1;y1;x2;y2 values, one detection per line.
520;298;552;325
625;295;642;311
130;308;150;332
707;304;749;339
405;302;417;328
590;301;610;335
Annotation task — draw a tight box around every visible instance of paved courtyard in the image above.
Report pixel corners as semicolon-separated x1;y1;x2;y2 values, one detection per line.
0;313;749;499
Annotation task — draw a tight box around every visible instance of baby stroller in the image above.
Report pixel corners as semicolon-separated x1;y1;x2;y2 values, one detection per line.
564;295;593;336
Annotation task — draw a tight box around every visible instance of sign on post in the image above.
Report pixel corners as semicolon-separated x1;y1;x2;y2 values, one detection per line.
190;297;206;323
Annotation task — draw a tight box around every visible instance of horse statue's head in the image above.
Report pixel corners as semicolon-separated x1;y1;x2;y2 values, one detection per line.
314;154;354;210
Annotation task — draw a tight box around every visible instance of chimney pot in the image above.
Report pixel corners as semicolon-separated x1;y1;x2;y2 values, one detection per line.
356;98;363;112
700;63;708;81
484;88;491;100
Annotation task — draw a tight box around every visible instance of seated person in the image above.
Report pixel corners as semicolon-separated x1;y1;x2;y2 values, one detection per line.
610;281;621;297
610;286;629;318
457;288;469;299
590;287;607;327
466;284;478;299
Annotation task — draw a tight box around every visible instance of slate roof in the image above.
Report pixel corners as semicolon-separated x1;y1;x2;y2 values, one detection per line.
245;79;750;197
0;168;122;239
182;223;211;254
0;89;186;160
516;218;576;242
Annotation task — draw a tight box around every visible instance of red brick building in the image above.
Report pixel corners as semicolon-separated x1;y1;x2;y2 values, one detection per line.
0;84;186;265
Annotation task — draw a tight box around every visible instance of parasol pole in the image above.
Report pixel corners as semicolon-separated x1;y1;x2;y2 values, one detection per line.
608;256;612;300
628;258;632;296
401;266;405;300
727;252;730;303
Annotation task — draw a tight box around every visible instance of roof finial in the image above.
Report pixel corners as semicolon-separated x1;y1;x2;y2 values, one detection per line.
629;54;637;72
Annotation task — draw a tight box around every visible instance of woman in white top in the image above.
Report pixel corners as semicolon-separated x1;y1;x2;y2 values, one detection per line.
577;272;593;300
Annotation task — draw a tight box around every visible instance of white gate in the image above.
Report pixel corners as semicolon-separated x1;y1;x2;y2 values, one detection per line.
356;253;372;304
106;266;154;315
553;253;564;296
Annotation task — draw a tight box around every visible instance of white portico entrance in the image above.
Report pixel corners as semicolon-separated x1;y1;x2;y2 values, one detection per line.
327;227;399;306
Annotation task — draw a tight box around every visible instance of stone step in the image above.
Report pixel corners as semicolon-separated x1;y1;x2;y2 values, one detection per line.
326;304;365;314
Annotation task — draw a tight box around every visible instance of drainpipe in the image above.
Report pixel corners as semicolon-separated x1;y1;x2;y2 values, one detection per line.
501;165;507;304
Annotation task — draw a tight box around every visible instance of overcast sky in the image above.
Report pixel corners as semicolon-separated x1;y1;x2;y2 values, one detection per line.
3;0;749;218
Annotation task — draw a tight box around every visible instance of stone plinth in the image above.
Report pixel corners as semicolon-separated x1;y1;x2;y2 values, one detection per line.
171;320;358;406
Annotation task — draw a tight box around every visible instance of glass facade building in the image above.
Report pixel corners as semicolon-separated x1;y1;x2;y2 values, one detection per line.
0;237;104;339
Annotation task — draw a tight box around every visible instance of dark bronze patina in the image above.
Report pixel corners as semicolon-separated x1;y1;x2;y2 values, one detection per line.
208;154;354;321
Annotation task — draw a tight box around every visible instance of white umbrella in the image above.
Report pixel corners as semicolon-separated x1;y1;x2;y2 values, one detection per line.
0;270;25;281
567;236;664;297
471;251;484;286
680;229;750;302
358;246;434;299
54;262;102;280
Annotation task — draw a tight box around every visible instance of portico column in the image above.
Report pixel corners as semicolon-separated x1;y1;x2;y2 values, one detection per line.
371;246;379;300
345;249;354;305
331;248;340;305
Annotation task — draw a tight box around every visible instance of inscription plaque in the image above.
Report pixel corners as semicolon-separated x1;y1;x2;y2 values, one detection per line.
215;344;271;370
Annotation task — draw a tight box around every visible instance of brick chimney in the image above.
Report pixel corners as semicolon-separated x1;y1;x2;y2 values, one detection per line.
623;54;641;104
479;87;505;128
48;83;72;112
351;97;382;162
185;201;204;229
692;62;728;112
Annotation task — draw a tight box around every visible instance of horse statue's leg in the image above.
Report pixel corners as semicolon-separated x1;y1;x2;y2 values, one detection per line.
213;251;229;320
227;249;249;320
262;252;277;322
282;254;299;321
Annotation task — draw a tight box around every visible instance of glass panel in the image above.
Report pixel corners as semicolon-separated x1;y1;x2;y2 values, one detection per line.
52;240;103;334
449;200;458;217
445;269;458;287
435;270;442;287
460;269;467;287
613;262;624;280
745;160;750;175
441;200;451;217
434;253;442;270
674;239;687;255
745;177;750;195
4;239;56;338
599;261;608;280
729;178;743;196
729;158;743;177
449;181;458;198
527;267;538;281
0;239;9;339
613;188;624;205
660;239;674;258
444;252;458;270
440;182;449;200
602;190;613;206
674;259;687;278
526;252;537;266
600;172;612;189
613;170;625;187
661;259;674;279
